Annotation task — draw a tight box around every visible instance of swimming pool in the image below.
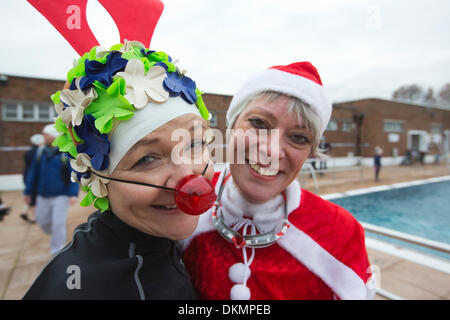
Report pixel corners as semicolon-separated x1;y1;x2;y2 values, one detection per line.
328;178;450;260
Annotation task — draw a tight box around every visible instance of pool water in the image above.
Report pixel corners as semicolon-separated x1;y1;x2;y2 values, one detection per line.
330;180;450;260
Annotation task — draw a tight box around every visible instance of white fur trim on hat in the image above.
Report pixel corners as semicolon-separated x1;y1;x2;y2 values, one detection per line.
226;68;332;136
108;98;202;173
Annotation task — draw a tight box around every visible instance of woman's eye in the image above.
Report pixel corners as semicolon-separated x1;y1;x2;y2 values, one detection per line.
135;155;156;167
190;139;206;149
290;134;309;145
248;117;269;129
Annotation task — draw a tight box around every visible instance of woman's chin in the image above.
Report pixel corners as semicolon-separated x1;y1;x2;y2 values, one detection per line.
165;215;200;240
237;183;281;204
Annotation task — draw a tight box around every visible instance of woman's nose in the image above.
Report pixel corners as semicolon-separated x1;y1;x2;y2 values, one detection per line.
169;162;216;215
166;161;208;190
257;130;285;164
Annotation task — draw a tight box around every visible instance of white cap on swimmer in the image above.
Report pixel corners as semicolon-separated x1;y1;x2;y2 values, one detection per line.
108;97;202;173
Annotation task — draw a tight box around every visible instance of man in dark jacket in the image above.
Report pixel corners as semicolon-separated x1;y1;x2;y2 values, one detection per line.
24;124;79;255
21;134;45;223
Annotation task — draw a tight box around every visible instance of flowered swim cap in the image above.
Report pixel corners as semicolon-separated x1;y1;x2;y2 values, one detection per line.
51;40;210;212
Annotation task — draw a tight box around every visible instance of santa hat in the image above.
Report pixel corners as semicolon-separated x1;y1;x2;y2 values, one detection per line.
226;62;332;136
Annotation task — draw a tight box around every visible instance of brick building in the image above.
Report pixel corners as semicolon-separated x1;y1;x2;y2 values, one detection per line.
0;74;231;175
1;74;449;176
327;99;450;161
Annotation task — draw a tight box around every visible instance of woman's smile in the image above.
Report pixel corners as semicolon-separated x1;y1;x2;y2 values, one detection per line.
150;203;178;211
244;158;283;181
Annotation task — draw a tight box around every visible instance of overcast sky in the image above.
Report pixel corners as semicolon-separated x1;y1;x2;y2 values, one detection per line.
0;0;449;103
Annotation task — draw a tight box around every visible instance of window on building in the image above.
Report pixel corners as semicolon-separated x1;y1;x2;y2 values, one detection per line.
384;120;403;133
22;103;35;120
430;123;442;134
326;119;338;131
2;102;18;120
209;111;217;127
342;120;354;132
1;101;54;122
38;104;51;121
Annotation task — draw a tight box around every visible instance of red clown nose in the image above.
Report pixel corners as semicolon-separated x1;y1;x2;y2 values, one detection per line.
175;174;216;215
89;166;216;216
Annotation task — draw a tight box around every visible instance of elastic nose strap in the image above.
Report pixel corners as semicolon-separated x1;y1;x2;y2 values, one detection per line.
89;170;177;191
202;161;209;176
89;161;210;192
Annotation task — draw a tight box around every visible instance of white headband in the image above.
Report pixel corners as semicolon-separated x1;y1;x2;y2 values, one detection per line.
108;98;202;173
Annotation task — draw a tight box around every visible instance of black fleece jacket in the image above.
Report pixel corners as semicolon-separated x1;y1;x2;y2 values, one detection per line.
23;210;196;300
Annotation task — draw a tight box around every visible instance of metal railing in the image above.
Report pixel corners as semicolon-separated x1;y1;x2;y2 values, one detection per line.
362;222;450;300
362;222;450;254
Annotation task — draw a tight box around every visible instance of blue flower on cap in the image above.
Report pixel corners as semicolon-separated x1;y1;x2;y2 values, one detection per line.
74;114;110;171
74;170;91;182
75;51;128;91
163;71;197;104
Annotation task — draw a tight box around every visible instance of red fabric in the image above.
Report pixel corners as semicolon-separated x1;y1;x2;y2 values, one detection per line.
184;231;335;300
210;171;221;187
98;0;163;47
270;62;323;86
27;0;163;56
183;174;371;300
288;189;372;284
27;0;99;55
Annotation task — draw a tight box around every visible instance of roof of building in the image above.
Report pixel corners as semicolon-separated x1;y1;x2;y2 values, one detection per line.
334;97;450;111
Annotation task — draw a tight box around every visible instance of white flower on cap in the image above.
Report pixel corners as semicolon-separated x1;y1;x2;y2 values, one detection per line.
114;59;169;109
58;78;98;126
70;153;109;198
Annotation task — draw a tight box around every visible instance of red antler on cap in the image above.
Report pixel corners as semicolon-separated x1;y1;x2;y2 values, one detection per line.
98;0;164;48
27;0;164;56
27;0;99;55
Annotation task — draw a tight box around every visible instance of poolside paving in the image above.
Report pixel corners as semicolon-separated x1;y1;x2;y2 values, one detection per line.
0;163;449;300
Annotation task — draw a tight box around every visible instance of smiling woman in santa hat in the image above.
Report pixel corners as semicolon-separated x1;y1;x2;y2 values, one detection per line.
182;62;376;300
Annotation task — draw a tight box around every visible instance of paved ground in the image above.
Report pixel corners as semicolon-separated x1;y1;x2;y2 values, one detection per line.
0;162;449;300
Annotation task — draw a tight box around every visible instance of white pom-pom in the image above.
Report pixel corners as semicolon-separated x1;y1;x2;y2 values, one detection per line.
228;263;251;283
230;284;251;300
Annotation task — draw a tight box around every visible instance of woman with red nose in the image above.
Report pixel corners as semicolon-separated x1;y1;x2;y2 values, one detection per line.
183;62;376;300
23;41;215;300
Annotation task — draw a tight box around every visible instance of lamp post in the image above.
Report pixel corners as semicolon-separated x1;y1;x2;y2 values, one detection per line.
353;112;365;161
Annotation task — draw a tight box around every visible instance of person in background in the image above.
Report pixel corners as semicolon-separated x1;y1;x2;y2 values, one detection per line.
374;146;383;182
20;133;45;223
0;194;11;222
24;125;79;255
318;136;332;175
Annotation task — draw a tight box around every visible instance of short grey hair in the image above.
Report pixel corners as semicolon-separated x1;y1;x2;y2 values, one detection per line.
237;91;325;158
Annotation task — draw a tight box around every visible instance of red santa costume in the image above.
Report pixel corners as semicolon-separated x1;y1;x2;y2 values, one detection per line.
182;62;376;300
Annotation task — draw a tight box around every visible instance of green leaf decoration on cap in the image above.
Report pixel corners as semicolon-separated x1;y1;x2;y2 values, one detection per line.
85;78;135;133
94;197;109;212
195;88;209;121
53;117;82;158
109;43;124;51
121;45;146;61
80;187;95;207
80;186;109;213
